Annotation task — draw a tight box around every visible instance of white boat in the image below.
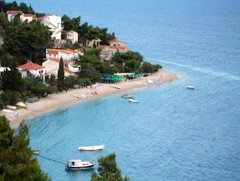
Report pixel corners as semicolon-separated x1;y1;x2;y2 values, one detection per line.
32;150;40;155
78;145;104;151
128;98;139;103
112;85;121;89
16;102;27;108
187;85;195;90
65;159;95;170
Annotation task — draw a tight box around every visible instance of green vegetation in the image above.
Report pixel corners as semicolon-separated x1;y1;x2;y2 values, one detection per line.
62;15;115;45
23;77;54;97
1;67;23;93
141;61;161;73
0;116;50;180
78;48;115;83
0;1;34;14
91;153;129;181
3;16;52;64
0;2;163;180
111;50;161;74
57;57;65;91
0;0;162;107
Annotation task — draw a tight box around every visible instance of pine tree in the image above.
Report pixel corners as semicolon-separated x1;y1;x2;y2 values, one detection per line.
91;153;129;181
2;67;24;93
57;57;65;91
0;116;50;180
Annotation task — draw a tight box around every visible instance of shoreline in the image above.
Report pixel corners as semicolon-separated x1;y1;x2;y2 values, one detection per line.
7;69;177;127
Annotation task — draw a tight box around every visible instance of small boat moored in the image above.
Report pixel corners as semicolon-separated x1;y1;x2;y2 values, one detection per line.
121;94;134;99
32;150;40;155
187;85;195;90
78;145;104;151
128;98;139;103
65;159;95;171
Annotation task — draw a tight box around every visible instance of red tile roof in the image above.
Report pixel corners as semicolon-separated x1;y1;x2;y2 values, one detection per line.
23;14;36;18
50;58;68;66
18;61;45;70
59;50;72;54
7;10;23;15
44;14;54;17
65;49;75;53
47;49;59;55
100;45;126;51
47;49;82;56
109;39;127;44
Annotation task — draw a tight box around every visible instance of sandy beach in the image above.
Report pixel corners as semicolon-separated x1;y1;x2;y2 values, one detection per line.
5;69;177;127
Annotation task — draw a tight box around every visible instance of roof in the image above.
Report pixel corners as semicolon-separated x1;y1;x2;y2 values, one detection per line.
18;61;45;71
50;58;68;66
47;49;59;55
47;49;82;56
7;10;23;15
59;50;73;54
44;13;54;17
109;39;127;44
23;14;36;18
100;45;126;51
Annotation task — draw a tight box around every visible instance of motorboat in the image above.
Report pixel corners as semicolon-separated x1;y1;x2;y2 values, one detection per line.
78;145;104;151
187;85;195;90
128;98;139;103
112;85;121;89
32;150;40;155
65;159;95;170
121;94;134;99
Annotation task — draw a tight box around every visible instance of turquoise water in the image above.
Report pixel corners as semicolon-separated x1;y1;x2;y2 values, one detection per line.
11;0;240;180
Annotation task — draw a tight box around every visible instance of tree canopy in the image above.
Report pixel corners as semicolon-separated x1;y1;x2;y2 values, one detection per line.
111;50;161;73
3;17;52;64
1;67;23;93
0;116;50;180
61;15;115;45
91;153;129;181
0;1;35;14
57;57;65;91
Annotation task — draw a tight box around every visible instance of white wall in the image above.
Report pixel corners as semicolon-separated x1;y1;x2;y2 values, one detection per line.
41;15;62;40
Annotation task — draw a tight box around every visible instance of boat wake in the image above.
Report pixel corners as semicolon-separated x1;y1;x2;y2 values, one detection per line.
158;59;240;81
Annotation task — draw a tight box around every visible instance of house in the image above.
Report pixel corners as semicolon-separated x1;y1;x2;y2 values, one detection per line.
86;39;101;48
17;61;46;80
43;58;80;77
109;39;128;50
100;46;117;61
6;10;37;22
39;14;62;40
21;13;37;22
7;11;62;40
6;10;23;21
100;44;127;62
46;49;83;63
66;30;78;44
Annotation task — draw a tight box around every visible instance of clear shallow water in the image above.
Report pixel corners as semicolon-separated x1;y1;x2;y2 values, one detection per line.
11;0;240;180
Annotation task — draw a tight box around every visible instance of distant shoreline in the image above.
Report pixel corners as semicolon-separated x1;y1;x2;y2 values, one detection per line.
9;69;177;127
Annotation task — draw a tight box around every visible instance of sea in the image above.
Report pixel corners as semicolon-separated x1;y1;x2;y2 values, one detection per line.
10;0;240;180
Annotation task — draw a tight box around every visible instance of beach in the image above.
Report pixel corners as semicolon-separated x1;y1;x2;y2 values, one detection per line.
7;69;177;127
